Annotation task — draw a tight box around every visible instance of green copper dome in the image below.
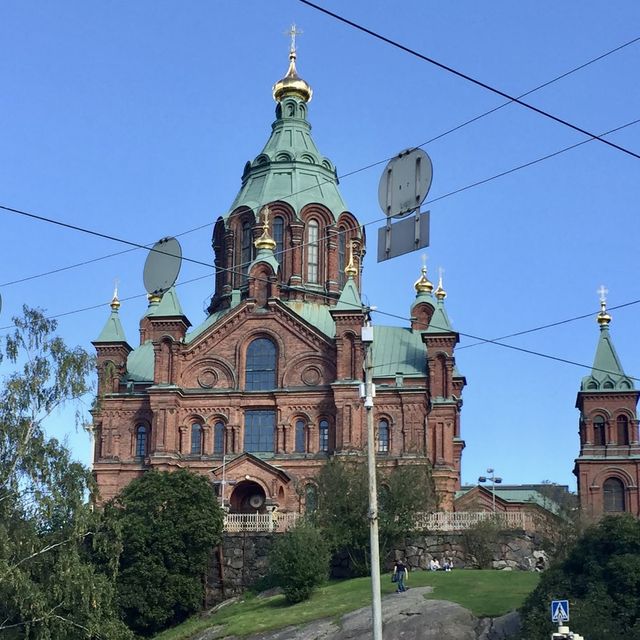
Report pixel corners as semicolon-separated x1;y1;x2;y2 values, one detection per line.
227;54;348;219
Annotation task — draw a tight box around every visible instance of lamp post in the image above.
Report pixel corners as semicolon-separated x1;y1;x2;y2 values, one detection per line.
478;468;502;513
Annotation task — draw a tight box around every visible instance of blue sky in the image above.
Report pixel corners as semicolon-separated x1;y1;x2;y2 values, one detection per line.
1;1;639;490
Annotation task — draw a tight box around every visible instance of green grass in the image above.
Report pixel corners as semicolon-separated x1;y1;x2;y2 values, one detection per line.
153;570;539;640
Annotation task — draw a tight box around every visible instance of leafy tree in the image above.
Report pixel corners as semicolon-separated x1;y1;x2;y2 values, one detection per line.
313;457;436;575
267;521;330;603
0;306;132;639
520;515;640;640
111;469;224;636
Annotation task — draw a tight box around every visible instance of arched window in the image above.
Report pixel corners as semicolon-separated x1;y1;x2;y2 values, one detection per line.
273;216;285;258
307;220;319;283
377;419;389;453
214;421;225;454
603;477;625;512
319;419;329;452
593;416;606;446
617;415;629;445
191;423;203;455
246;338;277;390
241;220;253;283
337;227;346;288
295;419;306;453
135;424;148;458
305;484;317;513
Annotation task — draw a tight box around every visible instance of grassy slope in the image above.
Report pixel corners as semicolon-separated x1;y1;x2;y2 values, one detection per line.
153;570;539;640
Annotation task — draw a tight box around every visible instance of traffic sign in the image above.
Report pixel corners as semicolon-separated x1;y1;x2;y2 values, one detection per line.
551;600;569;623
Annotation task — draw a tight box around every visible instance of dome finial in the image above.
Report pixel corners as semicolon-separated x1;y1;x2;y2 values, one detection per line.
414;254;433;295
597;284;611;327
434;267;447;301
273;24;313;103
254;206;277;252
344;239;358;279
111;279;121;310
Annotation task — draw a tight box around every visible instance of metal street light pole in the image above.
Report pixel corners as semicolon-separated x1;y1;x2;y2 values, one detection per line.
478;468;502;513
362;322;382;640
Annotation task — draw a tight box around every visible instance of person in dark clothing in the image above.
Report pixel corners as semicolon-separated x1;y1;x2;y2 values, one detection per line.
393;559;408;592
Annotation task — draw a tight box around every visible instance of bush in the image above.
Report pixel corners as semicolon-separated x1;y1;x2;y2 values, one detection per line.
268;522;330;604
462;518;501;569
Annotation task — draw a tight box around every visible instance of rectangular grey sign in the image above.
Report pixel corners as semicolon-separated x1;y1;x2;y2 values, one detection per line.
377;211;430;262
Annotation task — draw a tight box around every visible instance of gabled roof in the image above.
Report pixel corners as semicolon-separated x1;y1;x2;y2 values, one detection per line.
210;452;291;483
334;278;362;312
151;286;187;318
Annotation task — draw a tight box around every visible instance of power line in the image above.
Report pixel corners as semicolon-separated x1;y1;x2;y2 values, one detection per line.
298;0;640;161
3;34;637;291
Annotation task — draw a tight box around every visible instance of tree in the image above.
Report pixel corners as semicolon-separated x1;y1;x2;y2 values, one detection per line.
520;515;640;640
111;469;225;636
267;521;330;603
313;457;437;575
0;306;132;639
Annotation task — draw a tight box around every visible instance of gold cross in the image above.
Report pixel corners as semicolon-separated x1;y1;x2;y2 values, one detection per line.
261;205;271;231
286;24;303;53
597;284;608;304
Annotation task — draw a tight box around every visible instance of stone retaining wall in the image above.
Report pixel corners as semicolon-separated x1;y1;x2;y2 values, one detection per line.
206;530;548;605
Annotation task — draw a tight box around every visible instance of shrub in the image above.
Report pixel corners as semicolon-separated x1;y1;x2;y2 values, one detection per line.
462;518;501;569
268;522;330;603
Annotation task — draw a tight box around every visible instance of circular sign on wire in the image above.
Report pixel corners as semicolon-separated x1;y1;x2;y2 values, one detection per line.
378;148;433;218
143;237;183;296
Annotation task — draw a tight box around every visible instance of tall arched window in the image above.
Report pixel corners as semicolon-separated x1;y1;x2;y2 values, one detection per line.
337;227;346;288
377;419;389;453
214;421;225;454
241;221;253;283
617;415;629;445
135;424;148;458
307;220;319;283
603;477;625;512
593;416;606;446
319;419;329;452
305;484;317;513
273;216;284;258
191;423;203;454
295;419;306;453
246;338;277;390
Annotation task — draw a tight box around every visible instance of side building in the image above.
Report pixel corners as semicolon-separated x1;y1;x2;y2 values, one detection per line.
574;296;640;517
91;45;466;513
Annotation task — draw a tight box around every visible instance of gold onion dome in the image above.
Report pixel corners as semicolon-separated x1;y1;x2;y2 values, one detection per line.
110;284;121;310
344;240;358;279
255;206;277;252
414;266;433;295
272;34;313;103
434;273;447;301
597;299;611;327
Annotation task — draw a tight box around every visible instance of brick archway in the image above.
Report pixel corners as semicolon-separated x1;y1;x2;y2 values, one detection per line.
230;480;266;513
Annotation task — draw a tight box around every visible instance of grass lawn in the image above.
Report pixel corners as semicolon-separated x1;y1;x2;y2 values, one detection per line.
153;569;539;640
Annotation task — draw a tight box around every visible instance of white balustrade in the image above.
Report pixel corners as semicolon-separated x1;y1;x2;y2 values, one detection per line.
222;510;533;533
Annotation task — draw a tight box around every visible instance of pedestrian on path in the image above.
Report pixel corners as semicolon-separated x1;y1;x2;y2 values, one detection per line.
393;559;408;593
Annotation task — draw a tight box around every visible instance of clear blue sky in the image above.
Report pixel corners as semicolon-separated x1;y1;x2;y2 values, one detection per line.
1;1;639;490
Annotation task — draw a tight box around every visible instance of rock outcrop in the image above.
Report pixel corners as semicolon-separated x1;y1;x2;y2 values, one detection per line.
198;587;520;640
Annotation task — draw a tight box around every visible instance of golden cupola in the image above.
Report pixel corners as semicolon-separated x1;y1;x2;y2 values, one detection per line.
272;25;313;103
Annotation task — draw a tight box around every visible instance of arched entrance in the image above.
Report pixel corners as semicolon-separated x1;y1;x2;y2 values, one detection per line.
230;480;267;513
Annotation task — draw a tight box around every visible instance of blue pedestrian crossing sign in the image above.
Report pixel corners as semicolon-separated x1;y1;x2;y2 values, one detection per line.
551;600;570;622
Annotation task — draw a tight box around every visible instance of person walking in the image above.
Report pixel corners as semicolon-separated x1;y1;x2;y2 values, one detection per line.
393;559;408;593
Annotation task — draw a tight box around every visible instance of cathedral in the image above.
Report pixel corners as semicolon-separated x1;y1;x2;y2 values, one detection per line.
91;40;638;520
91;41;465;512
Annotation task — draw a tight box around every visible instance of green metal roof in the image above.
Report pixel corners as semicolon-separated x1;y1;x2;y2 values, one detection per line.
335;278;362;312
284;301;336;338
249;247;281;275
371;326;426;378
126;340;155;382
227;95;348;219
581;324;634;391
94;308;128;343
456;486;563;515
185;308;231;344
151;286;186;318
